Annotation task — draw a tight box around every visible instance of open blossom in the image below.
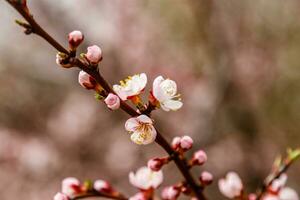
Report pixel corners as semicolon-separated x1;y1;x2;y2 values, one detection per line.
68;30;84;50
86;45;102;64
279;187;299;200
125;115;157;145
104;93;120;110
161;186;180;200
129;166;163;190
218;172;243;199
78;70;97;90
62;177;81;197
152;76;183;111
54;192;69;200
113;73;147;101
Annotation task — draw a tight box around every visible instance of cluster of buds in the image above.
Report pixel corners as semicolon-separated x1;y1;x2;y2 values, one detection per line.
53;177;119;200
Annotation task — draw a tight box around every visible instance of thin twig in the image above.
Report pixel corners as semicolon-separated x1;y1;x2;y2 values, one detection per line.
5;1;206;199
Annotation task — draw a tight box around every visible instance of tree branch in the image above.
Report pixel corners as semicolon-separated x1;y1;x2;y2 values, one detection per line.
5;1;206;199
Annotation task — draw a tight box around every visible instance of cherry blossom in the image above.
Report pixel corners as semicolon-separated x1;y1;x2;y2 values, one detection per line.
125;115;157;145
113;73;147;101
152;76;182;111
129;166;163;190
218;172;243;199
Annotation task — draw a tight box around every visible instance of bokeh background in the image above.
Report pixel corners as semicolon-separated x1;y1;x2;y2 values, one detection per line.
0;0;299;199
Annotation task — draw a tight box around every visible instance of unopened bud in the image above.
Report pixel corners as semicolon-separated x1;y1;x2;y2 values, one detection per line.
86;45;102;65
94;180;113;193
171;137;181;150
199;171;213;185
54;192;69;200
68;30;84;50
78;70;97;90
180;136;193;151
161;186;181;200
147;157;169;171
192;150;207;166
104;93;120;110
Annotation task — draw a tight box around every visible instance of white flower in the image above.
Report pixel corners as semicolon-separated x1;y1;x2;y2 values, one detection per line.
129;166;163;190
125;115;157;145
113;73;147;101
270;174;287;192
279;187;299;200
62;177;81;197
152;76;183;111
218;172;243;199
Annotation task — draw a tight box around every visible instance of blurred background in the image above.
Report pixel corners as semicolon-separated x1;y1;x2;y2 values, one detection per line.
0;0;299;199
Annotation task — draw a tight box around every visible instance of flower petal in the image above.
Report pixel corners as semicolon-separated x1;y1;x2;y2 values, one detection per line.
137;115;153;124
161;100;183;111
125;118;139;132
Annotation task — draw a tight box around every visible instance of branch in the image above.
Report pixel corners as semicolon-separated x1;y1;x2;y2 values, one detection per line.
256;149;300;200
5;1;206;199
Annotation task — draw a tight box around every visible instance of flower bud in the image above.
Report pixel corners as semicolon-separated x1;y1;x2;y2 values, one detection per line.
199;171;213;185
68;30;84;50
248;193;257;200
86;45;102;65
192;150;207;165
62;177;81;197
218;172;243;199
180;136;193;151
78;70;97;90
94;179;113;193
54;193;69;200
56;52;72;68
104;93;120;110
147;158;165;171
171;137;181;150
161;186;180;200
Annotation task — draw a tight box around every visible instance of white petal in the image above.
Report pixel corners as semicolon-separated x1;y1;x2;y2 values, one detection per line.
137;115;153;124
113;85;128;100
152;76;166;101
139;73;147;89
161;100;183;111
279;187;299;200
125;118;139;132
150;170;163;188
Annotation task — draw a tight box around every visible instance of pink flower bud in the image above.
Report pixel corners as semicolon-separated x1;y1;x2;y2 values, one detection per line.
180;136;193;150
199;171;213;185
54;193;69;200
147;158;164;171
248;193;257;200
62;177;81;197
78;70;97;90
68;30;84;50
94;179;113;193
129;192;147;200
192;150;207;165
171;137;181;150
104;93;120;110
161;186;180;200
86;45;102;64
